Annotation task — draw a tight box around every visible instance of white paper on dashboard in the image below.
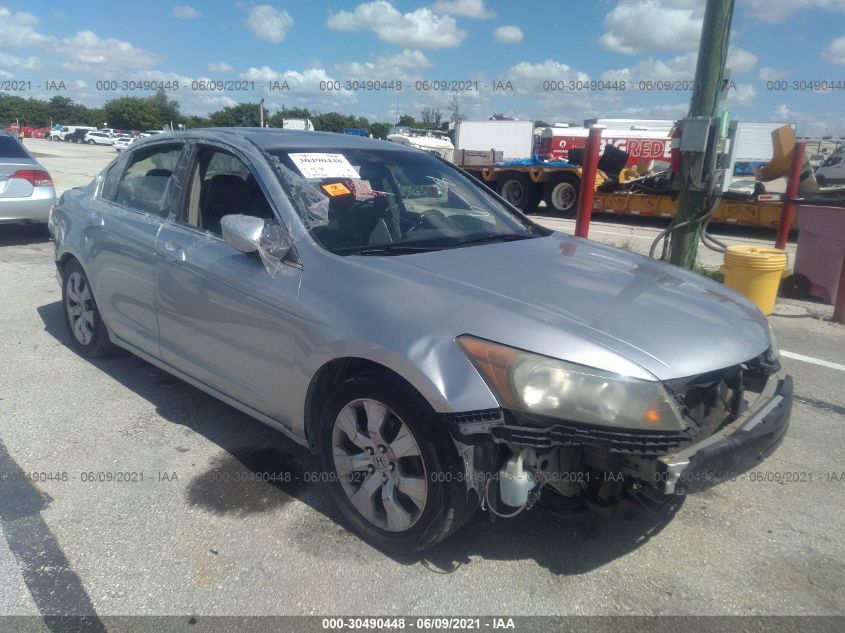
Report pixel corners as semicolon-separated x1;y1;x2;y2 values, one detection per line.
289;153;360;179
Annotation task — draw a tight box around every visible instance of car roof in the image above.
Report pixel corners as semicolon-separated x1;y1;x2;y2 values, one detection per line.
131;127;416;154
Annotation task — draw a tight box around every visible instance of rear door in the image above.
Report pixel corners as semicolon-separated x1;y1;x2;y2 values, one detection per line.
84;141;186;357
155;142;304;423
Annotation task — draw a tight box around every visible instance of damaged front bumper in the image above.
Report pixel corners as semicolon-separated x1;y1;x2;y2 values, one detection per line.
657;373;792;495
444;370;793;504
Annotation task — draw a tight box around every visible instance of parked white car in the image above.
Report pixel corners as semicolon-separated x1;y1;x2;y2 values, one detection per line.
113;135;135;152
84;131;115;146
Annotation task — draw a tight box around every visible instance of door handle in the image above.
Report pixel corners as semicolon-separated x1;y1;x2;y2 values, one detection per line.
85;211;103;226
158;241;186;262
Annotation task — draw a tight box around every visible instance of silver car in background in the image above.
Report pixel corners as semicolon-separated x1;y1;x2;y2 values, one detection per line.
0;130;57;225
49;128;792;552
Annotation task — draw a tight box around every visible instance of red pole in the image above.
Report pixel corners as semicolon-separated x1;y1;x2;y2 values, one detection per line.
834;251;845;324
775;141;806;250
575;126;603;239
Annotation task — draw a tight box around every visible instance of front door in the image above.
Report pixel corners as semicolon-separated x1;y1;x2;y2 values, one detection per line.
155;143;304;424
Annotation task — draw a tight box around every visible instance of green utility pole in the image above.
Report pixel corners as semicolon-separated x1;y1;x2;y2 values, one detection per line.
668;0;735;269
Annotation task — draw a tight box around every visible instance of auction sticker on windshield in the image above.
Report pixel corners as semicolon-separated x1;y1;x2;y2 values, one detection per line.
289;153;359;179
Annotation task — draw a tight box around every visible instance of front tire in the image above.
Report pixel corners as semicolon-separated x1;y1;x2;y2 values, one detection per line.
319;375;475;552
61;260;115;357
88;139;96;145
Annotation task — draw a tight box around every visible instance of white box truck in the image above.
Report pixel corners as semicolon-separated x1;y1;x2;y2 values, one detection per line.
454;120;535;161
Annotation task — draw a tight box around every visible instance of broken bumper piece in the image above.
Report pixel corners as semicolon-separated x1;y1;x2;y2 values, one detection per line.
657;374;793;495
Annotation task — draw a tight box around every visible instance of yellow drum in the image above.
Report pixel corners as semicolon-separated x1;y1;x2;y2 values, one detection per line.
720;246;788;315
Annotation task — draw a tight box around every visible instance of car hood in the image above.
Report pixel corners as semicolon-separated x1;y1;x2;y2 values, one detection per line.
355;233;771;381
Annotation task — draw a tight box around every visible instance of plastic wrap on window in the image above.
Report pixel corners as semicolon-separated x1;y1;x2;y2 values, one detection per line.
263;151;330;229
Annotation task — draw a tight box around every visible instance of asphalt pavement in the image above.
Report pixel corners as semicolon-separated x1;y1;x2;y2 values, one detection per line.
0;139;842;625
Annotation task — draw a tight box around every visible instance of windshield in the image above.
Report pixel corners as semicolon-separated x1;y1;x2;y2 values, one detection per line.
266;147;547;255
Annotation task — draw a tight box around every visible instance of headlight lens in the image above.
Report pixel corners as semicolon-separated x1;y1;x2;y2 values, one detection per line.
457;335;686;431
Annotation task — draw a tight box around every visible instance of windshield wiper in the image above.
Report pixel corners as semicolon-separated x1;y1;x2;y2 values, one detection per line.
452;233;533;247
337;244;439;256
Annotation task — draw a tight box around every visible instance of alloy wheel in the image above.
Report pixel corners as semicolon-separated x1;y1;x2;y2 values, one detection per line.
331;398;428;532
65;271;95;345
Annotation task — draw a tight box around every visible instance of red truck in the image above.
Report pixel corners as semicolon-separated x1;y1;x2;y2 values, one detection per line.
536;126;672;168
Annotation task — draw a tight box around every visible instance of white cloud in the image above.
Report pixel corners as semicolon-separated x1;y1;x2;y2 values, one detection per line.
208;61;234;72
723;82;757;107
431;0;495;18
504;59;590;94
0;6;50;48
494;25;524;44
327;1;466;49
0;51;40;70
172;5;200;19
770;103;845;137
758;66;788;81
239;65;358;110
822;36;845;64
600;0;703;54
246;4;294;43
726;47;758;73
0;6;160;75
55;31;160;73
743;0;845;24
601;46;755;87
617;103;689;119
601;52;697;83
334;49;432;80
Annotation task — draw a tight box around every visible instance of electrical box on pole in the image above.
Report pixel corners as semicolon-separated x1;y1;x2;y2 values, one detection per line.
668;0;736;269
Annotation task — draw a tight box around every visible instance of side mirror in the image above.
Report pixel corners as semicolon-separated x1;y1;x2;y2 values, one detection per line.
221;214;292;262
221;214;264;253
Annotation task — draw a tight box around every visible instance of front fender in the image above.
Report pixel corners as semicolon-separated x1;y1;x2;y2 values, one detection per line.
302;335;500;417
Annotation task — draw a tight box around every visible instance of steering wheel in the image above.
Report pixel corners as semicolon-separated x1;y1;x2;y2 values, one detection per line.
405;208;448;233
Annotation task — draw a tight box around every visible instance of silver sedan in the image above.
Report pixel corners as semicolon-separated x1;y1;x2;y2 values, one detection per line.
50;128;792;552
0;131;56;225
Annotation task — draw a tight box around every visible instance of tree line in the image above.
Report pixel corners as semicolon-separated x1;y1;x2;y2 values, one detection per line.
0;89;445;138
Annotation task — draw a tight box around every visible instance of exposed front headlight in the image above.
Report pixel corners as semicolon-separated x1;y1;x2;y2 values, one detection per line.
457;335;686;431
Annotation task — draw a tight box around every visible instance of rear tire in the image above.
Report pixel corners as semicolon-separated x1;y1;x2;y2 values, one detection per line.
543;173;581;217
88;139;96;145
319;375;476;552
61;260;115;358
497;172;541;213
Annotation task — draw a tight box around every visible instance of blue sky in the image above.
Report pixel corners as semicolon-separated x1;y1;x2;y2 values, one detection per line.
1;0;843;135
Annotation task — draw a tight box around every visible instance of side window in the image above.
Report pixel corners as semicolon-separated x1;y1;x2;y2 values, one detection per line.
114;145;183;217
184;148;275;236
100;160;123;201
